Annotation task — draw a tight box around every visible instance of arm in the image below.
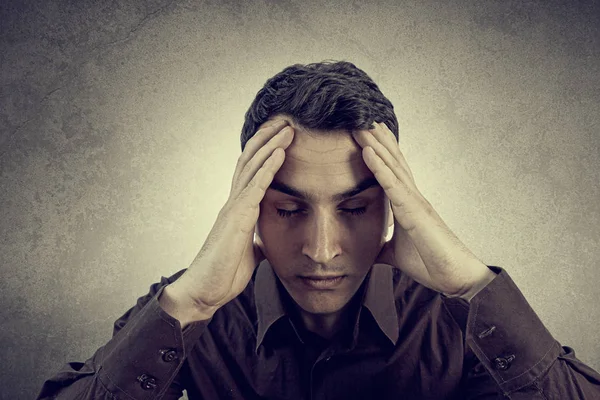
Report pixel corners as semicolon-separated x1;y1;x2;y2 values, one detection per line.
351;123;600;398
446;266;600;399
36;269;210;400
36;120;294;399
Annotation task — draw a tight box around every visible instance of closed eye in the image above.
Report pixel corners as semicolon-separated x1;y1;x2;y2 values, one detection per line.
341;207;367;216
276;207;367;218
276;209;302;218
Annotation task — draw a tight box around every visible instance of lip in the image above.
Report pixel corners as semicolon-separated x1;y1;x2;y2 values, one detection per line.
299;275;346;289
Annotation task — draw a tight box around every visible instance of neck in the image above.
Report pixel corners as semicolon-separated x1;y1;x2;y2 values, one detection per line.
296;294;362;340
299;310;346;340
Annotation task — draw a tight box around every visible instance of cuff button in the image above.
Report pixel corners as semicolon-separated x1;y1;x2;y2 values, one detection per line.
160;348;179;362
493;354;515;371
137;373;157;390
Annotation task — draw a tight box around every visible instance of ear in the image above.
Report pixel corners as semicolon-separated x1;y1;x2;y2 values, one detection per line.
254;225;263;246
253;226;267;265
386;201;394;228
385;201;394;240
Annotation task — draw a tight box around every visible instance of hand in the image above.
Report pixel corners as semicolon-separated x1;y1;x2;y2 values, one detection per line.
352;122;495;300
166;120;294;319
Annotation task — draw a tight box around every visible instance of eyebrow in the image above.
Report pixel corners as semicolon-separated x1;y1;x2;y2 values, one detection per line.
268;177;381;202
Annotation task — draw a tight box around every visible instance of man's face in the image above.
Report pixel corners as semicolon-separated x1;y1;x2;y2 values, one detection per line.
255;115;392;317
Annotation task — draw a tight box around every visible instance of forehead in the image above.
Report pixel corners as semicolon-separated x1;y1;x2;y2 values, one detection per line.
259;116;374;200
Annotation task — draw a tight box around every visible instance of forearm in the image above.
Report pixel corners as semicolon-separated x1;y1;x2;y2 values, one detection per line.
446;266;600;398
37;274;210;400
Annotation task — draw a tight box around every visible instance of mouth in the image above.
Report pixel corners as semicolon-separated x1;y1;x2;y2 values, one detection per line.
298;275;347;289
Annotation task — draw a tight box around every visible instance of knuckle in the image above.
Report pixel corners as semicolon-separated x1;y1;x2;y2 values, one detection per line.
238;204;258;224
246;133;260;146
241;159;256;177
246;130;266;146
261;171;275;188
402;180;412;196
394;198;408;211
392;158;403;173
235;153;244;165
255;125;271;135
237;184;257;205
245;177;258;190
236;153;250;169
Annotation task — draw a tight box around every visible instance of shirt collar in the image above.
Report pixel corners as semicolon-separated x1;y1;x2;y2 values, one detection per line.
254;260;287;352
362;263;400;346
254;261;399;352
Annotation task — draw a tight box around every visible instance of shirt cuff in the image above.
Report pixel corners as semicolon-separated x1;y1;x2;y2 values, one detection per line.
464;265;561;393
97;285;209;400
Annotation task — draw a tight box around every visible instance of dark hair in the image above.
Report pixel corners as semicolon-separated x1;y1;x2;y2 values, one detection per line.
240;61;399;151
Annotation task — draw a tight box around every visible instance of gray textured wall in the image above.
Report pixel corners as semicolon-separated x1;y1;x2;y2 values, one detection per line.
1;0;599;399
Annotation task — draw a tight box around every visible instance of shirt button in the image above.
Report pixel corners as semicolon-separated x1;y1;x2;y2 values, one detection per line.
493;354;515;371
136;373;157;390
160;348;179;363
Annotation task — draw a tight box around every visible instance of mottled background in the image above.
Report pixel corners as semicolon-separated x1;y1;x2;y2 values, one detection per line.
1;0;599;398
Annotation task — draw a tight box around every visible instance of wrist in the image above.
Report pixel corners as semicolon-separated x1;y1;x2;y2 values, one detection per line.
457;266;497;302
159;284;216;329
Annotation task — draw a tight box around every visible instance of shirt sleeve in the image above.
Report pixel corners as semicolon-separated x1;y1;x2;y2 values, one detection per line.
445;265;600;399
36;268;210;400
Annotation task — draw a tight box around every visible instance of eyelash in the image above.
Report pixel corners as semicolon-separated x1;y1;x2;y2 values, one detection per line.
276;207;367;218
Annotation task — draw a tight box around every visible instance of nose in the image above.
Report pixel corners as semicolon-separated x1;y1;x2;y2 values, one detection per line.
301;211;342;264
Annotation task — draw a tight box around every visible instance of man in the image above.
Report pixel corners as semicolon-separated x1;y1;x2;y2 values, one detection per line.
38;61;600;399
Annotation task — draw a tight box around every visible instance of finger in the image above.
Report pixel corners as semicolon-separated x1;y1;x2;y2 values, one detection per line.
375;122;416;183
233;119;288;185
232;124;293;197
236;147;286;222
353;129;415;190
233;126;293;197
361;146;420;222
232;120;289;187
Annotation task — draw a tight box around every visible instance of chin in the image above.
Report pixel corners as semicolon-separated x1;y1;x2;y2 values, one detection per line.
289;290;352;315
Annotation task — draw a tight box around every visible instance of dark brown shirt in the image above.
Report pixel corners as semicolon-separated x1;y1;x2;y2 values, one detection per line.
37;262;600;399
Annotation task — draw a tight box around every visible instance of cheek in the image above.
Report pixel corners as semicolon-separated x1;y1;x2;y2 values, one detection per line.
360;197;389;233
256;205;271;240
350;200;390;253
351;213;387;249
256;205;289;250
